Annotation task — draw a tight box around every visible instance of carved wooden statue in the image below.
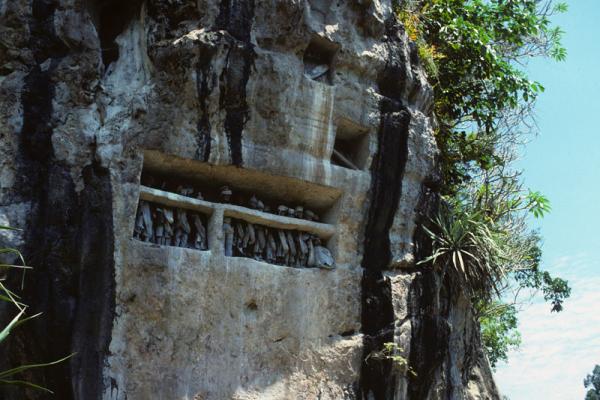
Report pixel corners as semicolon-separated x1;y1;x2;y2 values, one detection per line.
177;185;194;197
285;208;298;265
162;208;174;245
154;208;165;245
234;220;246;256
242;221;256;250
254;226;266;260
253;200;267;260
295;231;311;267
249;195;258;209
307;234;316;267
276;206;290;264
220;186;232;203
305;210;315;222
134;200;153;242
223;217;234;257
192;214;207;250
305;209;319;222
265;227;277;264
174;208;191;247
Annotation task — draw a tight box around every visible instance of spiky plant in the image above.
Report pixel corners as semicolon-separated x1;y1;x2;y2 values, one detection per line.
418;205;512;299
0;226;72;393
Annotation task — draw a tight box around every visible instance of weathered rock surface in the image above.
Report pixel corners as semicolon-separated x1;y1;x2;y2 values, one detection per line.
0;0;500;399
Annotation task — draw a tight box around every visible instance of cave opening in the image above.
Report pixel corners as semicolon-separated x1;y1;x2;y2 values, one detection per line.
86;0;144;68
303;36;339;85
331;119;370;170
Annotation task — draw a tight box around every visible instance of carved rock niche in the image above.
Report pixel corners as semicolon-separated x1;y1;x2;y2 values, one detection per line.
303;36;339;85
331;118;370;170
134;151;342;269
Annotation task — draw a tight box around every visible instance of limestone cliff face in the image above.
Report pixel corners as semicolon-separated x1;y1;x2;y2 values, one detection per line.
0;0;499;399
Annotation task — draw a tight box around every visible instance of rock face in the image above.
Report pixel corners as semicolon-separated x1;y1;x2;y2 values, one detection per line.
0;0;500;399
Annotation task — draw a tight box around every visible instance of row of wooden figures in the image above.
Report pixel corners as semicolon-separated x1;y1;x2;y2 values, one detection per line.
172;185;322;223
133;200;208;250
223;217;334;269
221;186;322;223
134;194;334;268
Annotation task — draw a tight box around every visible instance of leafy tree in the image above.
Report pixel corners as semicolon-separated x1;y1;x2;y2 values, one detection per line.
400;0;571;365
478;302;520;369
400;0;567;194
585;365;600;400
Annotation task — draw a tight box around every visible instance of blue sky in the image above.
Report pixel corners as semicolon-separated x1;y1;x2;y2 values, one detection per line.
494;1;600;398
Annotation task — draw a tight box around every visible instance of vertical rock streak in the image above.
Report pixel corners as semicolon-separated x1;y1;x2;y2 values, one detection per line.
195;49;215;162
360;100;411;398
407;235;453;399
216;0;256;166
70;164;116;400
17;1;74;397
404;184;451;399
13;1;116;398
358;16;414;399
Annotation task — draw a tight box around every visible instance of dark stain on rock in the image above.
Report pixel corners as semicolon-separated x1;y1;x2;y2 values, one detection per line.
87;0;144;68
406;271;452;399
30;0;70;62
359;99;411;399
358;15;414;400
406;183;485;399
15;163;116;400
215;0;256;166
1;1;115;399
195;46;216;162
377;20;408;101
20;0;67;167
70;163;116;400
20;64;55;166
146;0;200;42
216;0;255;43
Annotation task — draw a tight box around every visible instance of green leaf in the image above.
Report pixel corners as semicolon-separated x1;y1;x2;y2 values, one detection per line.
554;3;568;13
11;312;43;331
0;379;53;393
0;354;76;379
0;226;21;231
0;264;32;270
0;309;26;343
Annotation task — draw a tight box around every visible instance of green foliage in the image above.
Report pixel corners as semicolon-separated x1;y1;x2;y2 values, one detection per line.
478;302;521;368
420;203;512;299
584;365;600;400
420;188;567;305
526;191;552;219
513;265;571;313
366;342;416;377
400;0;568;193
0;226;73;394
398;0;571;365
